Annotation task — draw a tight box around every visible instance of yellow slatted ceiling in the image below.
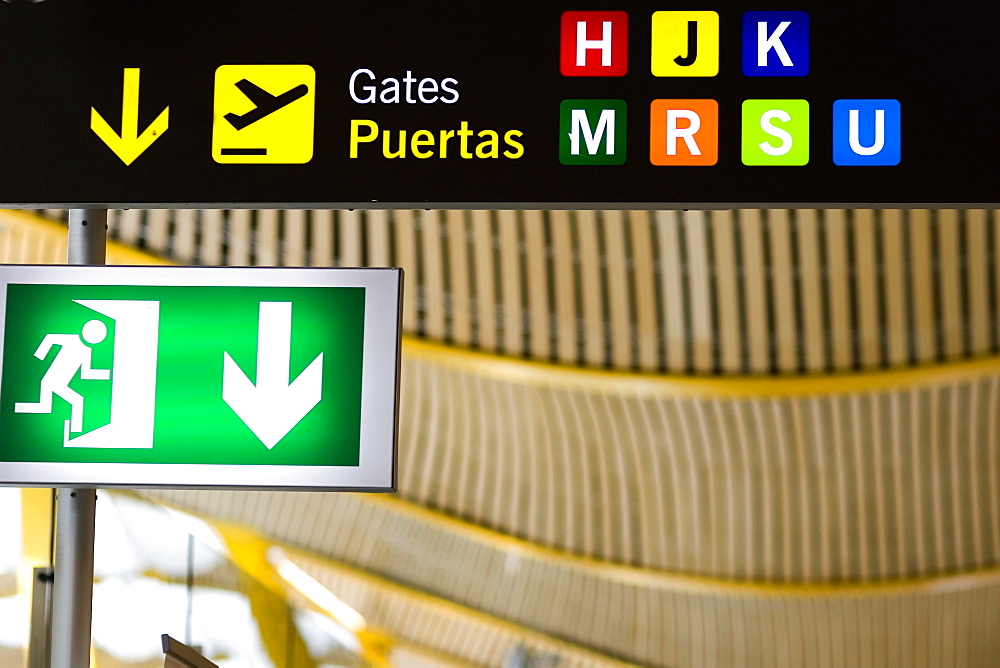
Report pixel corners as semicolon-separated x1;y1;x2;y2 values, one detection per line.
147;488;1000;668
32;207;993;374
9;207;996;580
6;207;1000;667
396;350;1000;579
279;549;631;667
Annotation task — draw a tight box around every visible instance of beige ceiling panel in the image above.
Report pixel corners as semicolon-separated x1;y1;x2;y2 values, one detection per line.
16;207;1000;374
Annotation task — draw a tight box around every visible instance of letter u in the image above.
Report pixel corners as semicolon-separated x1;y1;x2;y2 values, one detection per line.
382;130;408;159
848;109;884;156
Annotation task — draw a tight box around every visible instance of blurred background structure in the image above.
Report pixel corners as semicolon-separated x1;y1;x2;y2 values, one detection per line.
1;207;998;666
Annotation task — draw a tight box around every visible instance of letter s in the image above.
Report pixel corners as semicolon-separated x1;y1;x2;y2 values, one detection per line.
439;78;460;104
759;109;792;156
503;130;524;159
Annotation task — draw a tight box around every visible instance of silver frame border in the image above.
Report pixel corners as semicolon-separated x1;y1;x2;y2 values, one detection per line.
0;264;402;491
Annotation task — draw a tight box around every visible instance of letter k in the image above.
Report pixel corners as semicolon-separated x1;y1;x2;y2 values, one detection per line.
758;21;793;66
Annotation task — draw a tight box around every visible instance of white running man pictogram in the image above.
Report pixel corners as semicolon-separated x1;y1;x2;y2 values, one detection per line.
14;320;110;433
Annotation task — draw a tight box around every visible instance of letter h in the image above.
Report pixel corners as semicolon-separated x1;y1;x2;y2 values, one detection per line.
577;21;612;66
561;11;628;77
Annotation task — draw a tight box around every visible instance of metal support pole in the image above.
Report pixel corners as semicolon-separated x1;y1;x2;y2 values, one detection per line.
66;209;108;266
50;208;107;668
27;567;53;668
50;489;97;668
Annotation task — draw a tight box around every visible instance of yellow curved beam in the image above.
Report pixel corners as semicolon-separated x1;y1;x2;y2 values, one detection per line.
217;521;390;667
154;488;1000;618
190;507;637;667
366;491;1000;598
403;336;1000;398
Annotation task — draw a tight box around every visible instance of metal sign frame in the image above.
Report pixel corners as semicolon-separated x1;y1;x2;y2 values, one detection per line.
0;264;402;491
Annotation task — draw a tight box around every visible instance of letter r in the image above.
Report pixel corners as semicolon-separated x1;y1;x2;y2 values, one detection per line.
666;110;701;156
650;99;718;166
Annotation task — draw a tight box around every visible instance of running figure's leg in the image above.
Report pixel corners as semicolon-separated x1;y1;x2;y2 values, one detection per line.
56;388;85;433
14;381;55;414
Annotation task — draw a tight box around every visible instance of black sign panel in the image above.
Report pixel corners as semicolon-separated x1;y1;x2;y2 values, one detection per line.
0;1;995;207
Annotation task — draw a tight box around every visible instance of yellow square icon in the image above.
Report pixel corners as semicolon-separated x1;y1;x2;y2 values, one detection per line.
651;11;719;77
212;64;316;164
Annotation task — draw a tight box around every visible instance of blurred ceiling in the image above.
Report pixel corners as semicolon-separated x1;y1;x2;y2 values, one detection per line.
2;207;999;666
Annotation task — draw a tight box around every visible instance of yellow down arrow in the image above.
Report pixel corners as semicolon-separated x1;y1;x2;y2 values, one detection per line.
91;68;169;166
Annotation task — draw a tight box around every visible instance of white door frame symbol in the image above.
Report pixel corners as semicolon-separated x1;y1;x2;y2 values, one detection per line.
14;299;160;448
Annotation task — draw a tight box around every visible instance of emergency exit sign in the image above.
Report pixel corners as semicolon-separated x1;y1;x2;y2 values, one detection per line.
0;266;402;490
0;1;995;207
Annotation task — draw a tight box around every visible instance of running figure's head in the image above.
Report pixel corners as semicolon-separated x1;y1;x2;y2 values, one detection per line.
81;320;107;345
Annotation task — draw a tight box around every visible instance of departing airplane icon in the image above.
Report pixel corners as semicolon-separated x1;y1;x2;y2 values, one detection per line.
224;79;309;131
212;64;316;164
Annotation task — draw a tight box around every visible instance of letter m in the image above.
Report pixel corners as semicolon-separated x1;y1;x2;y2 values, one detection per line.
560;99;627;165
570;109;616;156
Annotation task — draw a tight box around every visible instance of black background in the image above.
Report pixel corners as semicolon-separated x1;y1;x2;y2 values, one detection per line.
0;0;994;207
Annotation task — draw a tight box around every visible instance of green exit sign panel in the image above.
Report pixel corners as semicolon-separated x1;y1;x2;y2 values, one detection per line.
0;266;402;490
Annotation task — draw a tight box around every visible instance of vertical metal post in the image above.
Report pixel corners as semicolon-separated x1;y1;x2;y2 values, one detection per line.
66;209;108;266
50;208;107;668
27;567;53;668
185;534;194;646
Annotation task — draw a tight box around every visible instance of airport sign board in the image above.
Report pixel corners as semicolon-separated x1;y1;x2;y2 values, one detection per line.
0;265;402;490
0;1;995;207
